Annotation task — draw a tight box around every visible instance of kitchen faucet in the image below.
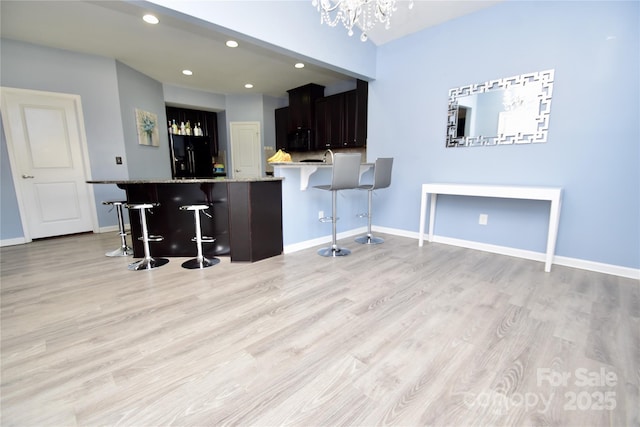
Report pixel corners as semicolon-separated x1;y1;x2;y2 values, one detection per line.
323;149;334;164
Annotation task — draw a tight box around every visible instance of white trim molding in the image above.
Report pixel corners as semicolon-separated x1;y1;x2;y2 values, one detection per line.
284;225;639;280
0;237;28;247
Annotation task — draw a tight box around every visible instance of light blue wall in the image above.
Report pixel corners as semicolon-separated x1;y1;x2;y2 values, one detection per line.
366;1;639;269
116;61;172;180
163;84;226;112
0;39;130;233
0;120;23;239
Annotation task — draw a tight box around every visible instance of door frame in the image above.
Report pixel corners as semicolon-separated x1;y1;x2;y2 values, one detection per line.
229;121;262;178
1;86;99;243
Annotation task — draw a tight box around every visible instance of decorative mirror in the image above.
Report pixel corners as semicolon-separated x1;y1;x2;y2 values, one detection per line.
446;69;554;147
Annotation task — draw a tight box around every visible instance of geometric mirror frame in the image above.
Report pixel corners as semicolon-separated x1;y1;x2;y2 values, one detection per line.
446;69;554;147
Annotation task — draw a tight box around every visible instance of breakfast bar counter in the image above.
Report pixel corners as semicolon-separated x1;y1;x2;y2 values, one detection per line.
270;162;373;190
88;178;283;262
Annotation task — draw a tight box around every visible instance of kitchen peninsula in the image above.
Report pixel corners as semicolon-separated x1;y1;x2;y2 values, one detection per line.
271;161;373;251
88;178;283;262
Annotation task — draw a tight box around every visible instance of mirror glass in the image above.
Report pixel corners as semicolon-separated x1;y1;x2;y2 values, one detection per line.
446;70;554;147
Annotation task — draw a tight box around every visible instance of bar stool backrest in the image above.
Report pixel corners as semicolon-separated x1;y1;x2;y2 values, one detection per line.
371;157;394;190
330;153;362;190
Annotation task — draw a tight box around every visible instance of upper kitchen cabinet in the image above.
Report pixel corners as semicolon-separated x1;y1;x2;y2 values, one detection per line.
315;80;368;149
287;83;325;132
355;79;368;147
275;106;289;151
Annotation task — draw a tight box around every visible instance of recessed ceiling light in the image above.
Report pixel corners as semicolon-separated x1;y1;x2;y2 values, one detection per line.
182;69;193;76
226;40;239;48
142;14;159;24
295;63;305;69
245;83;254;89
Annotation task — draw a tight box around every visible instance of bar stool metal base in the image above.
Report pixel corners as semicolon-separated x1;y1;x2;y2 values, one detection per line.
106;246;134;257
354;234;385;245
125;203;168;271
181;256;220;269
128;257;170;271
102;200;133;257
179;204;219;269
317;246;351;257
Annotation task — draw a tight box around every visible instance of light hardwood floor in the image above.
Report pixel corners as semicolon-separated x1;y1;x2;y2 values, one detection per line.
1;232;638;426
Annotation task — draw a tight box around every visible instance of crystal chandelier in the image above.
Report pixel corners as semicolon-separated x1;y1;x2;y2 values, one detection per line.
312;0;413;42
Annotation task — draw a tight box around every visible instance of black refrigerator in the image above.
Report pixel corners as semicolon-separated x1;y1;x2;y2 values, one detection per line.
170;134;214;178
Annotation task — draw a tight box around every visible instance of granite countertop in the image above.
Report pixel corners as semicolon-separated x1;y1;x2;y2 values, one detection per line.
270;162;373;166
87;177;283;184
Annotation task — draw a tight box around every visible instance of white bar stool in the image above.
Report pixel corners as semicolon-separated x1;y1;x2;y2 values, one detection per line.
125;203;169;270
355;157;394;245
179;204;220;269
102;200;133;256
314;152;362;257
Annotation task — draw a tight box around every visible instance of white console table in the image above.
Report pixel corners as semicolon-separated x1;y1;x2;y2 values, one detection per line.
418;183;562;272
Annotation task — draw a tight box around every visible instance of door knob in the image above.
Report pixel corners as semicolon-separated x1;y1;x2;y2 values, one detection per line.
21;174;34;179
235;169;240;173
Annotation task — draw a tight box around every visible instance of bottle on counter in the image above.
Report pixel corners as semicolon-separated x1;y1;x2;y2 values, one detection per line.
171;120;178;135
185;121;192;136
180;122;186;135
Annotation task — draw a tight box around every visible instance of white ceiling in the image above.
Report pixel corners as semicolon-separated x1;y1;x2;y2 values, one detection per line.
0;0;501;99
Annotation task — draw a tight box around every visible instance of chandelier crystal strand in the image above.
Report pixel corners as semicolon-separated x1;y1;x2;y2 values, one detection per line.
312;0;413;42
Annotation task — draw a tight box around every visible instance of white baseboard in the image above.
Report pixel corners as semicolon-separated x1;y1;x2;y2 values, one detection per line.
427;234;639;280
283;227;367;254
0;237;27;247
1;225;129;247
285;225;640;280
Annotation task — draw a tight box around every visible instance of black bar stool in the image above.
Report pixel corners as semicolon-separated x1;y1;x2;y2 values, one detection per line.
102;200;133;256
179;204;220;269
125;203;169;270
355;157;394;245
314;152;362;257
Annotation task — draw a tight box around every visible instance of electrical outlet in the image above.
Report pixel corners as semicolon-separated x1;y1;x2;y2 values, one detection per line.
318;210;324;219
479;214;488;225
115;156;122;165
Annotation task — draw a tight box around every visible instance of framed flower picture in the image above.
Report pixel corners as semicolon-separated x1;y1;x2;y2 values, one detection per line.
135;108;159;146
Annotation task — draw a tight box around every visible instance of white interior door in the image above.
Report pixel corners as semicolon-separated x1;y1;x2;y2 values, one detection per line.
1;87;97;241
230;121;262;178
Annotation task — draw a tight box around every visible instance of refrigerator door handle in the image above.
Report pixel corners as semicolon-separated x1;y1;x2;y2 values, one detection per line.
189;149;196;175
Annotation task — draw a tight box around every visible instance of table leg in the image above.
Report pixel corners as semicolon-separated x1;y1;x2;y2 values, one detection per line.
418;187;427;247
544;196;562;272
428;193;437;242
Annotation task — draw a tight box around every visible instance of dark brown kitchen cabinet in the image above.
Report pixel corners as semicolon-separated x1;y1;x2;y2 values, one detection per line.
287;83;324;132
275;106;289;150
315;89;364;149
227;181;283;262
355;79;368;147
343;90;357;145
118;180;283;263
315;94;342;148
